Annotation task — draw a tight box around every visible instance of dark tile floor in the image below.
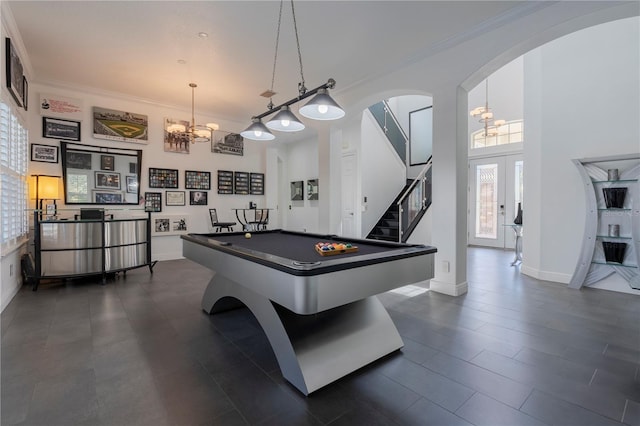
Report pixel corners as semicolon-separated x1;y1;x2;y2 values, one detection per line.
1;247;639;425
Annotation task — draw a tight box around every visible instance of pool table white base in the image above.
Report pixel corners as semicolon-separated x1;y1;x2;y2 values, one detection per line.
202;274;404;396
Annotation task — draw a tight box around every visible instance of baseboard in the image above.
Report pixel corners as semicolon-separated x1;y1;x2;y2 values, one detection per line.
152;252;185;262
521;265;571;284
429;279;468;296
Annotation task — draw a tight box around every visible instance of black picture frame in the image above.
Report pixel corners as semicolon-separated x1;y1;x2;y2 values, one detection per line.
65;151;92;170
250;173;265;195
31;144;59;163
165;190;186;206
291;181;304;201
307;179;319;200
22;75;28;111
100;155;115;171
184;170;211;190
5;38;24;107
126;175;138;194
217;170;234;194
43;116;81;141
189;191;208;206
144;192;162;212
95;171;121;190
148;167;179;188
93;191;123;204
234;171;250;195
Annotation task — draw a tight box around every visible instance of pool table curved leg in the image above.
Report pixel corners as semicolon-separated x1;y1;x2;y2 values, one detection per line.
201;274;404;396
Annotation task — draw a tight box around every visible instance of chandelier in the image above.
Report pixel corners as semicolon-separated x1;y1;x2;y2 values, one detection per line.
167;83;219;143
470;78;505;138
241;0;345;141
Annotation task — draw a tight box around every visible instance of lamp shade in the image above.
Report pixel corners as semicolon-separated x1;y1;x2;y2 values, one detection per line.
266;106;305;132
30;175;60;200
241;118;275;141
299;88;345;120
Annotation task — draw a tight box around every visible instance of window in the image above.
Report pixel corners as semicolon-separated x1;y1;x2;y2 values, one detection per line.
471;119;524;149
0;101;29;250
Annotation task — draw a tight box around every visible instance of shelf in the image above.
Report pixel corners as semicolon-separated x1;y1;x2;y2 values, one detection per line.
592;179;638;184
591;261;638;269
595;235;632;240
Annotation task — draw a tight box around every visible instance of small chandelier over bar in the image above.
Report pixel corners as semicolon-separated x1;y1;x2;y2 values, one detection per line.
470;78;505;138
170;83;219;143
241;0;344;141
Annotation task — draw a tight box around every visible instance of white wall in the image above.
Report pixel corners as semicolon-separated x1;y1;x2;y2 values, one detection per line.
281;137;319;233
522;17;640;289
27;82;267;261
360;110;406;237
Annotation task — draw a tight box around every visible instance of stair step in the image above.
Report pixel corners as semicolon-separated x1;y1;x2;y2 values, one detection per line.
368;234;398;242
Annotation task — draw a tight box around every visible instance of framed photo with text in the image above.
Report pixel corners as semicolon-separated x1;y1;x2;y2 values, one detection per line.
148;167;178;188
31;144;58;163
165;190;185;206
43;117;81;141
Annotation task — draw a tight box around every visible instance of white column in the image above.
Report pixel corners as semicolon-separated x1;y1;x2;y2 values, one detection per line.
428;86;468;296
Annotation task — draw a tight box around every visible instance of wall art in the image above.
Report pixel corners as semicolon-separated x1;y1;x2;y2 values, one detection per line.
93;106;148;144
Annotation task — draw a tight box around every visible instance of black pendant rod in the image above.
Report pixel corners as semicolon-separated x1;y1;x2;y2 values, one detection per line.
252;78;336;120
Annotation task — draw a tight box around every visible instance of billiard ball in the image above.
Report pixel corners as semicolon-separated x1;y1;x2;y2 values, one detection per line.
245;233;251;239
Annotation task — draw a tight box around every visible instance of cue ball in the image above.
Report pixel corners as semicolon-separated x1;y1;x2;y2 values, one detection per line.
245;233;251;239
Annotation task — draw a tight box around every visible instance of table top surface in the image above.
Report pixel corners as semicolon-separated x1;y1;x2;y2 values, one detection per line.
182;229;436;275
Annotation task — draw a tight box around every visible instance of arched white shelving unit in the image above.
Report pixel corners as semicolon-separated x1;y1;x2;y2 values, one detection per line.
570;153;640;291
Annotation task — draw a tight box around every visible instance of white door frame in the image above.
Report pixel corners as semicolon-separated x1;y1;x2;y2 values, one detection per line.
468;153;522;249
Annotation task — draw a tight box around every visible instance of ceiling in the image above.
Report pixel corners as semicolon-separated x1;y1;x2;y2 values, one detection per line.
8;1;533;128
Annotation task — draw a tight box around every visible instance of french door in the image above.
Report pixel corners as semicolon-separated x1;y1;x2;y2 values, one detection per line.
468;154;523;249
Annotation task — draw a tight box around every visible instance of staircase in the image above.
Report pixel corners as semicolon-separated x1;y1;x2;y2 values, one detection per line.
367;180;414;242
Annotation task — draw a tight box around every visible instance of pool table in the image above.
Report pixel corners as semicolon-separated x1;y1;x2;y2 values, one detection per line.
181;229;436;395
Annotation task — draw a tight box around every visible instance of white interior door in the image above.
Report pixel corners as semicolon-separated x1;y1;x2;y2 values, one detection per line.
468;154;523;248
341;152;357;237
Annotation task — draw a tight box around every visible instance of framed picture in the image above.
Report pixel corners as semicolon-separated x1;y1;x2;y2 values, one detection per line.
93;106;148;144
185;170;211;190
189;191;208;206
212;130;244;156
100;155;115;171
148;167;178;188
31;144;59;163
144;192;162;212
234;171;249;195
5;38;24;107
165;190;185;206
217;170;234;194
250;173;264;195
152;215;190;236
164;117;190;154
291;181;304;201
93;190;123;204
307;179;319;200
95;171;121;190
43;117;81;141
22;75;28;111
65;151;92;169
129;162;137;174
126;175;138;193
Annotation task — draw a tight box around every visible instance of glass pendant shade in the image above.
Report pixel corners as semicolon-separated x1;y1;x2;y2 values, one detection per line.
266;106;305;132
241;118;275;141
299;89;345;120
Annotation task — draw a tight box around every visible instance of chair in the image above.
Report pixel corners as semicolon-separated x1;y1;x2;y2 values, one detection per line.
209;209;236;232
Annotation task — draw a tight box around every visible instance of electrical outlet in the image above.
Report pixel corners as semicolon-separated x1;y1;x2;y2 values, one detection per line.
441;261;450;273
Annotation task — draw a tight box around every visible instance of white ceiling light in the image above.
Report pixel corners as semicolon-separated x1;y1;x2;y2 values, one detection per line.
169;83;219;143
470;78;505;138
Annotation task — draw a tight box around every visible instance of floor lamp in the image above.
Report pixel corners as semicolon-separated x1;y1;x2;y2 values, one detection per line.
30;175;61;219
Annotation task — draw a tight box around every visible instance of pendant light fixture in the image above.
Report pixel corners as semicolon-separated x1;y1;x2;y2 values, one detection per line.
470;78;505;138
241;0;344;141
171;83;219;143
